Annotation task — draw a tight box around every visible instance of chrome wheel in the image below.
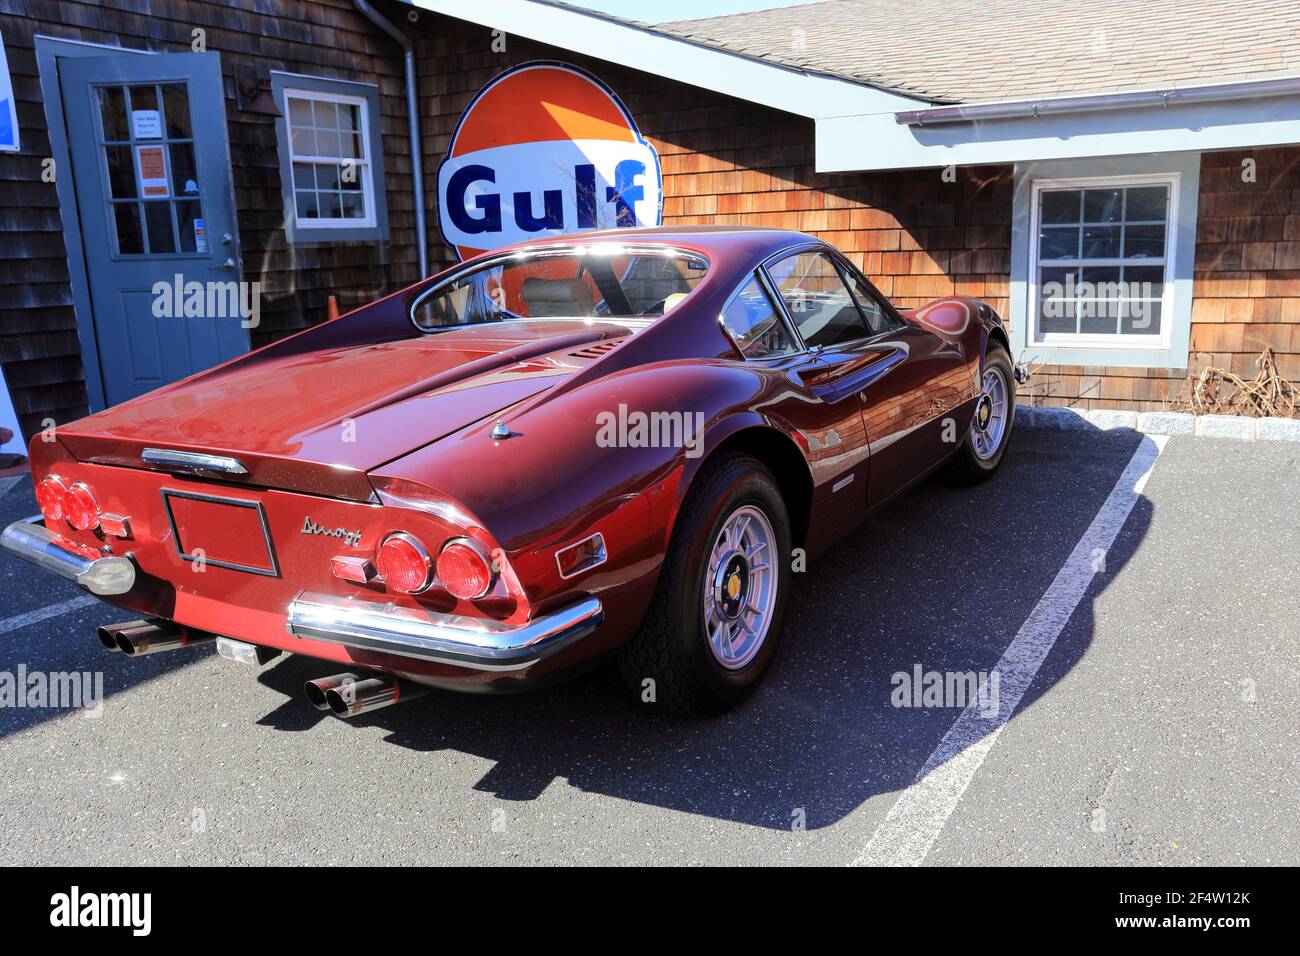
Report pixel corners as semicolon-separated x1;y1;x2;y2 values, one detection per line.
971;364;1010;461
702;504;777;670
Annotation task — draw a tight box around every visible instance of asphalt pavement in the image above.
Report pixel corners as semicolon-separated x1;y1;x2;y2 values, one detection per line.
0;428;1295;865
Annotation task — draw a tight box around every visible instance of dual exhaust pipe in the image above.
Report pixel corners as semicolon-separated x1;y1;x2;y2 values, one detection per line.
98;618;424;719
97;619;217;656
303;671;426;719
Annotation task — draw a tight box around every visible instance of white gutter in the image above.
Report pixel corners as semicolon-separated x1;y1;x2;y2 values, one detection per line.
896;75;1300;126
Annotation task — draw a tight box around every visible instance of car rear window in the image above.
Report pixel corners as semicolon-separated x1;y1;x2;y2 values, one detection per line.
411;248;708;332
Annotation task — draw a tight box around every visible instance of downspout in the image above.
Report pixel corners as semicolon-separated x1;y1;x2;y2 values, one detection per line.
353;0;429;277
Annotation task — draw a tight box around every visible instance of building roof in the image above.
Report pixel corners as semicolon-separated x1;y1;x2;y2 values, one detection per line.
655;0;1300;104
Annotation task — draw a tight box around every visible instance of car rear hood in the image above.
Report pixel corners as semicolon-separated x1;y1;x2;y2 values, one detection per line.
55;327;609;500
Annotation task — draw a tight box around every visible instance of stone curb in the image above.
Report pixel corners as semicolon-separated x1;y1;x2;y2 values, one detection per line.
1018;406;1300;441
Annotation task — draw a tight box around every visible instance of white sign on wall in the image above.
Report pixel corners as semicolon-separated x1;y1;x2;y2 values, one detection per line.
0;359;24;455
0;30;20;152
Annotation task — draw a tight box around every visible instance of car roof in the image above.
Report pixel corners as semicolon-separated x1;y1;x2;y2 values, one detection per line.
496;225;820;262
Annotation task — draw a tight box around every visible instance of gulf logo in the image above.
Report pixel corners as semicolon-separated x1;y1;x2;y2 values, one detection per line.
437;61;663;261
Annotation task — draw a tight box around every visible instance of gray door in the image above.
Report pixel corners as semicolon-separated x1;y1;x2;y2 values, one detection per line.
61;51;247;407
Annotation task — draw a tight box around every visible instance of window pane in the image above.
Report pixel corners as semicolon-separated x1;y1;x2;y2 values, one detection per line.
838;263;898;334
1040;190;1080;224
288;98;313;128
1125;186;1168;221
721;276;797;358
1123;265;1164;300
1039;226;1078;259
768;252;869;348
315;162;340;191
296;190;319;219
176;200;203;253
170;142;199;196
143;200;175;254
1084;188;1122;222
292;162;316;191
161;84;192;138
1124;223;1165;259
106;145;136;198
312;99;338;129
113;203;144;254
291;127;317;157
318;191;342;219
127;84;159;119
337;102;360;132
1082;225;1120;258
1038;297;1076;334
315;129;341;159
1121;300;1162;335
98;86;129;141
1079;302;1119;335
340;191;365;219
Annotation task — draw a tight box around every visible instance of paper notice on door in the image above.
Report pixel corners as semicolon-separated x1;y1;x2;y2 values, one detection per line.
193;218;207;253
131;109;162;139
135;144;168;197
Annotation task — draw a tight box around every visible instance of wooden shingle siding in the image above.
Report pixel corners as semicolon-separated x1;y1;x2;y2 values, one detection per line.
0;0;419;440
413;22;1014;319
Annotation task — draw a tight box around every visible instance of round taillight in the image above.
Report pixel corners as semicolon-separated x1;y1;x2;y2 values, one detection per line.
35;476;70;522
375;533;431;594
65;482;101;532
437;539;495;601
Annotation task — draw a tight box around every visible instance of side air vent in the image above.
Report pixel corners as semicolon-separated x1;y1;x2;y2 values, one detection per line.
568;339;625;360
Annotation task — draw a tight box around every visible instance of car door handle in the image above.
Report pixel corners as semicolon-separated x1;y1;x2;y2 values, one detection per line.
211;257;236;271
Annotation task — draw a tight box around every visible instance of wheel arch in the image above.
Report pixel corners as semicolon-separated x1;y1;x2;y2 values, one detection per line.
685;424;813;551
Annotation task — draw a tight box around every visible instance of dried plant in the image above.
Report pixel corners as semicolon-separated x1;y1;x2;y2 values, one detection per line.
1172;348;1299;419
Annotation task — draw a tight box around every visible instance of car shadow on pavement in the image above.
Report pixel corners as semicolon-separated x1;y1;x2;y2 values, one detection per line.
250;428;1154;831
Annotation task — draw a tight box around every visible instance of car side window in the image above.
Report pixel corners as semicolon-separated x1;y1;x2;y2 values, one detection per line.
836;261;903;335
720;274;799;359
767;251;871;348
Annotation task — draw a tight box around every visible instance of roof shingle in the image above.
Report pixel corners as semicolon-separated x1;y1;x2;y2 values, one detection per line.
654;0;1300;104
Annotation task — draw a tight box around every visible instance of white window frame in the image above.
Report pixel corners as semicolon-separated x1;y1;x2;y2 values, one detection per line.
282;87;377;231
1028;172;1179;353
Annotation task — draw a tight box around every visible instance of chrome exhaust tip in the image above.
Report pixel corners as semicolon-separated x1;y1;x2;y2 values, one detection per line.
108;619;215;656
303;672;362;711
322;674;426;718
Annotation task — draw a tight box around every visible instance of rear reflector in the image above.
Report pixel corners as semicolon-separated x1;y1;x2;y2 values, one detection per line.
331;555;376;585
99;513;131;538
376;533;432;594
555;532;607;580
436;539;495;600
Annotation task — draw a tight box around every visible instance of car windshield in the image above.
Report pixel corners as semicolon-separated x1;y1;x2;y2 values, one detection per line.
411;247;708;332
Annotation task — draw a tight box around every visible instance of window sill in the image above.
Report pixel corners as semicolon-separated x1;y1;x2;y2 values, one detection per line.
1018;342;1188;370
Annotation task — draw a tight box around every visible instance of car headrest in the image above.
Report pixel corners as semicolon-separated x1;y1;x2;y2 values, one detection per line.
521;278;596;318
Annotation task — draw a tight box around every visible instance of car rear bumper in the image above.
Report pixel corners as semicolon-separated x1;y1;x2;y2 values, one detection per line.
286;591;605;672
0;516;136;596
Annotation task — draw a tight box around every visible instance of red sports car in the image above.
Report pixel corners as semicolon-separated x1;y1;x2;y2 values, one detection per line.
2;227;1016;716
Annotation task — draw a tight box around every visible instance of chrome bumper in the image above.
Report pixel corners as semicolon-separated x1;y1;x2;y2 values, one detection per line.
0;516;136;596
287;591;604;671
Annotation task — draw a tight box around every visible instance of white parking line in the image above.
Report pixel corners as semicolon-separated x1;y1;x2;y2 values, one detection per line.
853;434;1168;866
0;595;99;635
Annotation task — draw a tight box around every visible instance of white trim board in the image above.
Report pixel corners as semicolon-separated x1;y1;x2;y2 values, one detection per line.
408;0;926;119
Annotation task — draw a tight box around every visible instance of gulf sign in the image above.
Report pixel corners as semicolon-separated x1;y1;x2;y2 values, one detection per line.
438;61;662;260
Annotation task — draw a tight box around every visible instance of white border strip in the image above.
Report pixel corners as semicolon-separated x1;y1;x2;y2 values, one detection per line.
852;434;1168;866
1019;406;1300;442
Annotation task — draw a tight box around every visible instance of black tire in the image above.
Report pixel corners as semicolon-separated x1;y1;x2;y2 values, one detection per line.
617;452;792;716
943;340;1016;485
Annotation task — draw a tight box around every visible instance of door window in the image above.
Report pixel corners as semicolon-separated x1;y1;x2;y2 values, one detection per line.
767;251;871;348
836;262;902;335
719;274;798;359
94;82;204;256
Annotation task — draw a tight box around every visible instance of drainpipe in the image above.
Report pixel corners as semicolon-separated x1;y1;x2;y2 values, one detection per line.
353;0;429;278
